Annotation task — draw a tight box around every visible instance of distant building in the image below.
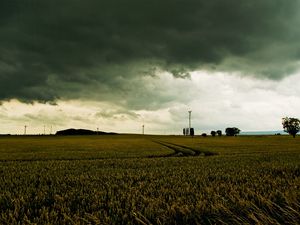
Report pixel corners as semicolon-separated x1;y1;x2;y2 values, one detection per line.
183;128;194;136
183;110;194;136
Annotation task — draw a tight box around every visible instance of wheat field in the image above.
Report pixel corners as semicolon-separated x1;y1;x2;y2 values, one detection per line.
0;135;299;224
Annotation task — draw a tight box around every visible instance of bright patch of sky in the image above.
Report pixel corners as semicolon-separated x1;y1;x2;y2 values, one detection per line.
1;70;299;135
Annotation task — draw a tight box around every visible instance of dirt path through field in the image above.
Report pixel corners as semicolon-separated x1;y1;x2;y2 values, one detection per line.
150;140;218;157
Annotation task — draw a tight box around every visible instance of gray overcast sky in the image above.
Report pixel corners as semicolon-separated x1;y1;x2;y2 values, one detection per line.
1;0;300;134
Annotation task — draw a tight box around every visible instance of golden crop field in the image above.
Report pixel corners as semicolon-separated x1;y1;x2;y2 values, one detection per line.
0;135;299;224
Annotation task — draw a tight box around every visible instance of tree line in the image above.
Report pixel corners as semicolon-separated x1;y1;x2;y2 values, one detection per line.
208;127;240;137
206;117;300;138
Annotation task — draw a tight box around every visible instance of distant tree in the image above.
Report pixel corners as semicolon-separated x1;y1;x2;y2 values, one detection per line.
210;131;216;136
201;133;207;137
225;127;241;136
282;117;300;138
216;130;222;136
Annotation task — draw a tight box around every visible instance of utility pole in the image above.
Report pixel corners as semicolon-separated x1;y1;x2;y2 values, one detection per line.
188;110;192;130
97;127;99;135
142;117;145;135
24;125;27;135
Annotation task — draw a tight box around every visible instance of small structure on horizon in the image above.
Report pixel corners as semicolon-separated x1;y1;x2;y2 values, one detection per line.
183;110;194;136
183;127;194;136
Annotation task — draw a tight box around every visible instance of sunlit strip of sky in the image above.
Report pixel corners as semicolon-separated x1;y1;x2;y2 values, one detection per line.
1;71;299;135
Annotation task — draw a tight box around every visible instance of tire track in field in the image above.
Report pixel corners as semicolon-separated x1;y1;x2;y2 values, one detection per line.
162;141;218;156
150;140;218;157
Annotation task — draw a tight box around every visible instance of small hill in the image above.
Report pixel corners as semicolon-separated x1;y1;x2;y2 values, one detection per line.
55;129;117;136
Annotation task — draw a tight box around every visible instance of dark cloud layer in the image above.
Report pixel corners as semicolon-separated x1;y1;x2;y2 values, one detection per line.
1;0;300;106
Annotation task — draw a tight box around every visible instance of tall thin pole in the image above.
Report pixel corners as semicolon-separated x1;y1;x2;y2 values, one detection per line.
44;125;46;135
24;125;27;135
142;117;145;135
188;111;192;130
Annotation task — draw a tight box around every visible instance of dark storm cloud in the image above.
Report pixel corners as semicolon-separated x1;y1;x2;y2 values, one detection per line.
1;0;300;105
